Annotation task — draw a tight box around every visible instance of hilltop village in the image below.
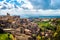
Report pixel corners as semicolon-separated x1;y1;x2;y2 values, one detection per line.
0;13;60;40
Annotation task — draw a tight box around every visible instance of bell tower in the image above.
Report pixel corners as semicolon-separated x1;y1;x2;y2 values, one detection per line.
7;13;10;16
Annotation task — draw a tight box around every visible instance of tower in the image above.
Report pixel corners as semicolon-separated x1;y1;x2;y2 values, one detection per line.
7;13;10;16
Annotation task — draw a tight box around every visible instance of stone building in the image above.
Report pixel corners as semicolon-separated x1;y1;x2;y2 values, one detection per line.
0;13;20;28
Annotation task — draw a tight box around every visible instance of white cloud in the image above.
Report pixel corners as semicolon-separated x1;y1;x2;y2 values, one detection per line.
0;1;14;9
0;0;60;18
0;8;60;18
0;0;33;9
21;0;33;10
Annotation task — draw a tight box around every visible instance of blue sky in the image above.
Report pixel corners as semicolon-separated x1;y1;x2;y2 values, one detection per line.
0;0;60;18
0;0;60;9
29;0;60;9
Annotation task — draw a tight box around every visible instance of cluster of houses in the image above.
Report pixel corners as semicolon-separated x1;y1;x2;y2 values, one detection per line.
0;13;57;40
0;13;39;40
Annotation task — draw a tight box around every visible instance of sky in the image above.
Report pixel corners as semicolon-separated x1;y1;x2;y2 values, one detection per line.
0;0;60;18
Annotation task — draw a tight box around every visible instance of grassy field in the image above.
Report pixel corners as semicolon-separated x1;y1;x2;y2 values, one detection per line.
37;21;51;29
36;21;57;31
36;20;60;40
0;33;13;40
